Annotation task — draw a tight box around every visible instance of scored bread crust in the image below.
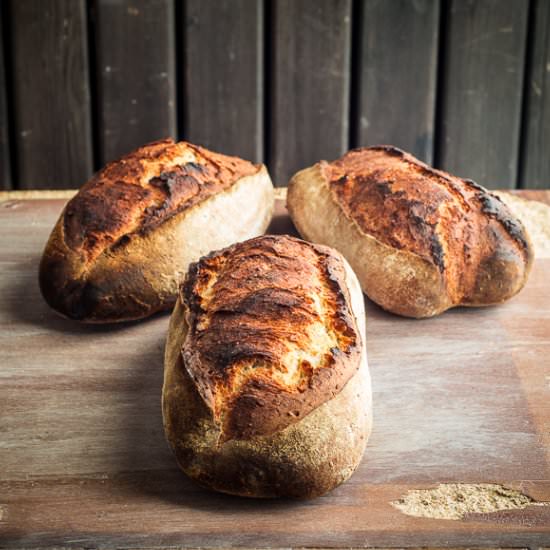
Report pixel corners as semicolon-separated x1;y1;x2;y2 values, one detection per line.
287;146;534;318
162;235;372;498
39;139;274;322
181;235;361;442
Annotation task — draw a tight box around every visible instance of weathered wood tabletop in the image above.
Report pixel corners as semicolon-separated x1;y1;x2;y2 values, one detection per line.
1;190;550;548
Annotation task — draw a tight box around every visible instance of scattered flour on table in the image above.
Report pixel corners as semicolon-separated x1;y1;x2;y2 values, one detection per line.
391;483;550;520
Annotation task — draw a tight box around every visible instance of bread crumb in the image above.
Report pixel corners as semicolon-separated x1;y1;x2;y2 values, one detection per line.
391;483;550;520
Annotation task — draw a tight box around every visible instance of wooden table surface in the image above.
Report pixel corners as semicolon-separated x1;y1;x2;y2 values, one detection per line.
1;191;550;548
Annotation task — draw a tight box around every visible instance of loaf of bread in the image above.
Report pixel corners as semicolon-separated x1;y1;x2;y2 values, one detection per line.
287;146;534;318
39;139;274;322
162;235;372;498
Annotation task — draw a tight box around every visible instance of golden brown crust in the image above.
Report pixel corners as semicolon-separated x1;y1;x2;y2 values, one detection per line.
164;347;370;499
63;139;258;262
317;146;534;312
163;238;371;498
180;235;361;443
39;139;273;323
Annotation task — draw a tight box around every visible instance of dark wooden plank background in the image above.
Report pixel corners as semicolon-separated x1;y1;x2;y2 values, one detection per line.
183;0;263;164
8;0;94;189
0;0;548;189
93;0;177;166
436;0;529;189
355;0;440;164
0;2;11;189
270;0;351;185
520;0;550;189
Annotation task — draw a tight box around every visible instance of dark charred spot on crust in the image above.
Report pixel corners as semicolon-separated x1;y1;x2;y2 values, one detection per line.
463;242;472;260
462;178;486;193
365;145;406;157
142;164;206;231
186;161;206;174
369;179;398;199
408;200;437;227
110;234;131;251
319;252;359;341
181;258;208;316
195;336;279;377
149;170;185;194
149;163;209;197
406;201;446;271
180;235;361;442
477;192;530;252
217;287;309;320
329;174;350;189
430;234;446;272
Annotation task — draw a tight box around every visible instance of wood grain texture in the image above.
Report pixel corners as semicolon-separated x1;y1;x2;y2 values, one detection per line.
0;3;11;189
437;0;529;189
94;0;176;165
0;193;549;547
520;0;550;189
8;0;93;189
356;0;439;163
183;0;263;163
270;0;351;185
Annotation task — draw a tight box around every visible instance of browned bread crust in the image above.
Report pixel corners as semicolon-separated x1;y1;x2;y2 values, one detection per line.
288;146;534;317
181;235;360;442
163;234;371;498
63;139;258;264
39;139;273;322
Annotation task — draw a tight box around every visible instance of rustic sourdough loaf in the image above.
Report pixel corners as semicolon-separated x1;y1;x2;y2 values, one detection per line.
39;139;274;323
163;235;372;498
287;146;534;318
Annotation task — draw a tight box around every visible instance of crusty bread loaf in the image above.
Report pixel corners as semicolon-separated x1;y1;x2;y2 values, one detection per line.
162;235;372;498
287;146;534;318
39;139;274;323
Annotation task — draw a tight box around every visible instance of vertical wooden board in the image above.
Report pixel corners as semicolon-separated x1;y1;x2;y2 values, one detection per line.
520;0;550;189
0;4;11;189
9;0;93;189
437;0;528;189
95;0;176;165
270;0;351;185
183;0;263;163
356;0;439;164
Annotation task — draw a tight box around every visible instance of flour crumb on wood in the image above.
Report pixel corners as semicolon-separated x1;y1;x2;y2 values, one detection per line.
392;483;550;520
